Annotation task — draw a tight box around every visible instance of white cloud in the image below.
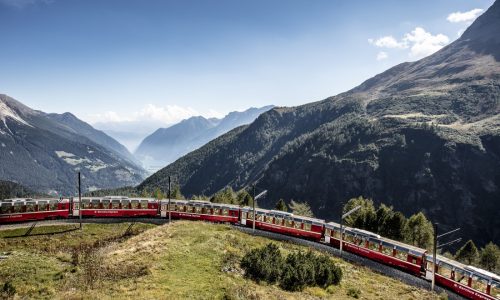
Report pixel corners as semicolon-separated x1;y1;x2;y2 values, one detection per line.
447;8;483;23
86;104;207;125
368;36;407;49
402;27;449;58
376;51;388;61
368;27;449;60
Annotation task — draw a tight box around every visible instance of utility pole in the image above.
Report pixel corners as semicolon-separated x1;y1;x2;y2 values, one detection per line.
78;172;82;230
340;204;362;258
432;223;438;292
168;176;171;223
432;225;461;292
252;185;256;233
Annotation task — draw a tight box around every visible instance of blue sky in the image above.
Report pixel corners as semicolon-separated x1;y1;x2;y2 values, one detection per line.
0;0;495;126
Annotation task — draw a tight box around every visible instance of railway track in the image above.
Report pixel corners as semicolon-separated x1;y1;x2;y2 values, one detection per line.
0;217;465;299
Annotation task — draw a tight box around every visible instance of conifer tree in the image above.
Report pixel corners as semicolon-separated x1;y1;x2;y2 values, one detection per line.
455;240;479;265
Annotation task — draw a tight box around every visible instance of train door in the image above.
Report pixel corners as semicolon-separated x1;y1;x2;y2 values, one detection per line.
161;202;167;218
72;200;80;217
324;228;331;243
241;210;247;225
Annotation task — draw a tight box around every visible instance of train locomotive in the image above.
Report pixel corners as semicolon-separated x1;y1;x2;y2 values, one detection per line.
0;196;498;300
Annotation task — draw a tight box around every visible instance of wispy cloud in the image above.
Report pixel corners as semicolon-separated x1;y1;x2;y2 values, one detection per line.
376;51;388;61
447;8;484;23
368;36;407;49
0;0;53;8
85;104;222;125
369;27;449;59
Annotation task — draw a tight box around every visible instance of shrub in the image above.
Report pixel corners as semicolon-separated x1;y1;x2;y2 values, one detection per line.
1;281;16;299
241;243;342;292
347;287;361;298
240;243;283;283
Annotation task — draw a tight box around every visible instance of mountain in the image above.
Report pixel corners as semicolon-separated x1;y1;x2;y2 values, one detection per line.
134;106;273;172
0;94;147;194
47;112;141;166
139;1;500;246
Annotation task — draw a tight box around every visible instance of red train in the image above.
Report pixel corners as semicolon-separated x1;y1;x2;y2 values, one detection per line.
0;197;498;300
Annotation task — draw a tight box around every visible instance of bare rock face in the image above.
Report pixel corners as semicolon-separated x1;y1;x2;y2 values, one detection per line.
0;94;146;195
141;1;500;246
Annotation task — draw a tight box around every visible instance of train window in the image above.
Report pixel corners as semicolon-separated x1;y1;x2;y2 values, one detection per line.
91;200;99;208
256;214;263;221
247;212;253;219
471;275;488;292
285;219;293;227
26;203;35;212
294;221;302;229
0;205;10;214
13;203;22;213
102;200;110;209
112;201;120;209
194;206;202;214
141;200;148;209
131;201;140;209
381;245;392;256
491;283;499;298
325;228;331;237
395;250;407;261
213;208;220;215
368;242;378;251
303;223;312;231
275;217;283;226
436;265;452;278
332;230;341;239
222;209;229;216
49;202;57;211
201;207;208;214
123;201;131;209
344;234;355;244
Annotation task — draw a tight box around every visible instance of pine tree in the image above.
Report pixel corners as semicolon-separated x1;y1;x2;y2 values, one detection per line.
275;199;288;212
289;200;314;217
402;212;434;249
171;185;185;200
455;240;479;265
237;189;254;206
479;242;499;271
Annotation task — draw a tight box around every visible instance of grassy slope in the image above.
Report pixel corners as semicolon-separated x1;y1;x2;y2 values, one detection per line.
0;221;441;300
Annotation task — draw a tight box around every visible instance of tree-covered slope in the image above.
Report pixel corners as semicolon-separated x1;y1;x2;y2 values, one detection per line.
140;1;500;246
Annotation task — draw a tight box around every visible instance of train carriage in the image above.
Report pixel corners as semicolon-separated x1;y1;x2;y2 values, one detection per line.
324;222;427;276
73;196;158;218
241;207;325;241
0;198;70;223
161;199;240;223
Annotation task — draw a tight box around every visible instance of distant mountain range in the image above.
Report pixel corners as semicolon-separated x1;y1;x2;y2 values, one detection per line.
134;106;273;172
0;94;147;194
140;1;500;246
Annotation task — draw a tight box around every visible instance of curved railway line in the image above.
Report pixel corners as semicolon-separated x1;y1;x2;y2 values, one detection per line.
0;217;464;300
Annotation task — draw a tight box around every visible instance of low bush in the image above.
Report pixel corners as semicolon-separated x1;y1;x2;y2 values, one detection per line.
241;243;342;291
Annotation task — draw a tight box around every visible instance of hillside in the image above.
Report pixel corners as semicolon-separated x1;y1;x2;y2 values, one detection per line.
0;180;36;200
140;1;500;247
134;106;273;172
0;94;147;194
0;221;441;299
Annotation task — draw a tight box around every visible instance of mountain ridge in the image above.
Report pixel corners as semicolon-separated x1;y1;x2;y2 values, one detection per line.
0;94;147;194
134;105;274;171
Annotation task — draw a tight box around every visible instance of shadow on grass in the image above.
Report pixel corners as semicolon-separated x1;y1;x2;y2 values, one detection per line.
3;225;80;238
